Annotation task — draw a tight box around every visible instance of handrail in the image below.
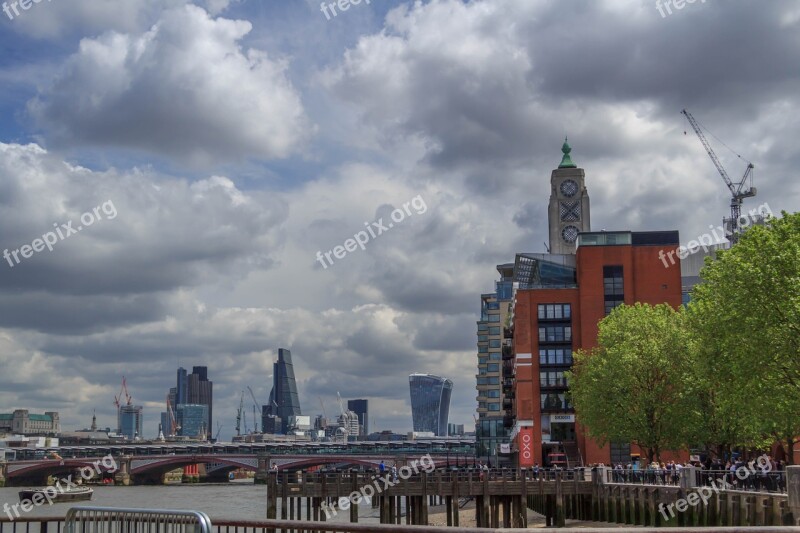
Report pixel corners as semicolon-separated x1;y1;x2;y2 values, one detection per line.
65;506;212;533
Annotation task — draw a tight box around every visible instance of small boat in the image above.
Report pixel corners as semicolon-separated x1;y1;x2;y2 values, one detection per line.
19;485;93;503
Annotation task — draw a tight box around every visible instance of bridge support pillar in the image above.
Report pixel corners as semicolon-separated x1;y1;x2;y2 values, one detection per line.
788;466;800;525
254;454;270;485
114;455;131;486
0;460;6;487
266;470;277;520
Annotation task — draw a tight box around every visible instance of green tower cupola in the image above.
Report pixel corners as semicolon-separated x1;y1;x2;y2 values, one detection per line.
558;137;577;168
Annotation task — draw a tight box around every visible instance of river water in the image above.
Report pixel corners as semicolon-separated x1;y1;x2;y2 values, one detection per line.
0;480;387;523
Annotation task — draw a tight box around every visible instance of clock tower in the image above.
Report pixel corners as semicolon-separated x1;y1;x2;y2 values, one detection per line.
548;138;590;254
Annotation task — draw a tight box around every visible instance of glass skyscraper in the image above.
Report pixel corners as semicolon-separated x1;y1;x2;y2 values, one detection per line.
177;404;208;439
119;405;143;440
409;374;453;436
266;348;301;434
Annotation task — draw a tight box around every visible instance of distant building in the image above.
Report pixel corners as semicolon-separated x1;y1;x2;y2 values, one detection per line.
448;423;465;436
0;410;60;436
347;399;369;436
188;366;213;438
409;374;453;437
265;348;301;434
177;404;208;439
176;368;188;405
118;405;143;440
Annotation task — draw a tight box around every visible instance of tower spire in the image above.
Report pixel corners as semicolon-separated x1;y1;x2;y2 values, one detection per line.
559;136;577;168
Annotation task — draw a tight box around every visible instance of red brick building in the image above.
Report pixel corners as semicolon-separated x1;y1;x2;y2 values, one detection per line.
483;141;688;467
506;232;684;467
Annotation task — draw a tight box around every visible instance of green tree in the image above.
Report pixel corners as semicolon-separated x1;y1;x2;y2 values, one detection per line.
688;212;800;463
568;303;696;463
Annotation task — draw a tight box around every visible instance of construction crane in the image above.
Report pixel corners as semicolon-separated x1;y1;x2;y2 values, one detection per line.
214;422;223;441
246;386;261;433
681;109;756;243
166;394;180;436
113;377;132;433
235;391;245;436
113;376;132;409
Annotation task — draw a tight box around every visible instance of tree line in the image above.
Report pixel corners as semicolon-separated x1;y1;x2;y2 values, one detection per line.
567;212;799;464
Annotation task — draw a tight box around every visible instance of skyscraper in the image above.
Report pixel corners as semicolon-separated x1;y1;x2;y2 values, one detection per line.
347;399;369;436
409;374;453;436
266;348;301;434
119;405;143;440
177;404;208;439
176;368;188;406
188;366;212;438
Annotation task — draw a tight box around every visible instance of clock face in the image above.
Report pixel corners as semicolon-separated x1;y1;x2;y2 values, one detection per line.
560;179;578;198
559;201;580;222
562;225;579;244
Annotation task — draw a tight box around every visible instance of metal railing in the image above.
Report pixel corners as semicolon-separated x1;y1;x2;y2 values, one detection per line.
605;467;787;493
64;506;212;533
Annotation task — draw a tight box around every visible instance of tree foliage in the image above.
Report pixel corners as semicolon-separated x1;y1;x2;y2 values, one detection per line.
687;211;800;463
568;212;800;463
568;303;697;462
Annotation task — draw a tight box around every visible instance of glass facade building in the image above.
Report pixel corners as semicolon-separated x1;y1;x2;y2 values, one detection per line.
177;404;208;438
266;348;302;434
409;374;453;436
119;405;143;440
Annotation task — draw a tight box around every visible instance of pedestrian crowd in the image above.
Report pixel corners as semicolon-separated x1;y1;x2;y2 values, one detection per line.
608;455;786;492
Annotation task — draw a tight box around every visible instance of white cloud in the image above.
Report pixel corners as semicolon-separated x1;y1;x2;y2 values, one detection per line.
28;5;312;165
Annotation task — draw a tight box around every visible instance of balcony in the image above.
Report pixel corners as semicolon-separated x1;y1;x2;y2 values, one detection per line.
503;415;514;428
502;398;513;410
502;378;514;393
503;326;513;339
502;362;514;378
502;344;514;360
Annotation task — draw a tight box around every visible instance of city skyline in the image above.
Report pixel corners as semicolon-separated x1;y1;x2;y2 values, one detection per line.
0;1;798;441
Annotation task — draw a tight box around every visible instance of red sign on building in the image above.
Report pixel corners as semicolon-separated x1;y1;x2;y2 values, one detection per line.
519;427;534;467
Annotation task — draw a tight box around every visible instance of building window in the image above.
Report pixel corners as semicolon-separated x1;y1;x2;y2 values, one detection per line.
479;368;487;376
488;377;500;385
488;403;501;411
610;442;632;466
488;315;501;323
604;265;624;315
487;302;500;310
489;352;501;360
478;345;488;353
478;335;488;342
477;377;487;385
539;348;573;365
537;304;571;320
487;363;500;372
478;323;488;331
479;402;487;409
489;339;501;348
539;371;567;387
489;326;501;335
541;393;572;411
479;356;488;364
538;326;572;343
487;390;500;398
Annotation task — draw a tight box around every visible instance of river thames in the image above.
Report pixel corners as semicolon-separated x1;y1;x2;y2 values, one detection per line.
0;480;387;523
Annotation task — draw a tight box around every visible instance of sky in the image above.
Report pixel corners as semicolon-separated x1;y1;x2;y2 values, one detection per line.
0;0;798;441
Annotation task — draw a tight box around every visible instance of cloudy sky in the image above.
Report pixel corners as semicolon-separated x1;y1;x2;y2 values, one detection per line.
0;0;798;440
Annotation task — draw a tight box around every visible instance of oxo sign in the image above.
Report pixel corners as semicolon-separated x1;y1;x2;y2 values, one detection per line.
519;428;534;467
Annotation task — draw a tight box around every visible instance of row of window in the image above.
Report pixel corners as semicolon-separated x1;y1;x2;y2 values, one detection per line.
604;265;624;316
478;402;501;411
477;363;501;375
541;393;572;410
477;324;501;335
539;326;572;343
477;376;501;385
539;348;573;365
540;371;567;387
538;303;572;320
